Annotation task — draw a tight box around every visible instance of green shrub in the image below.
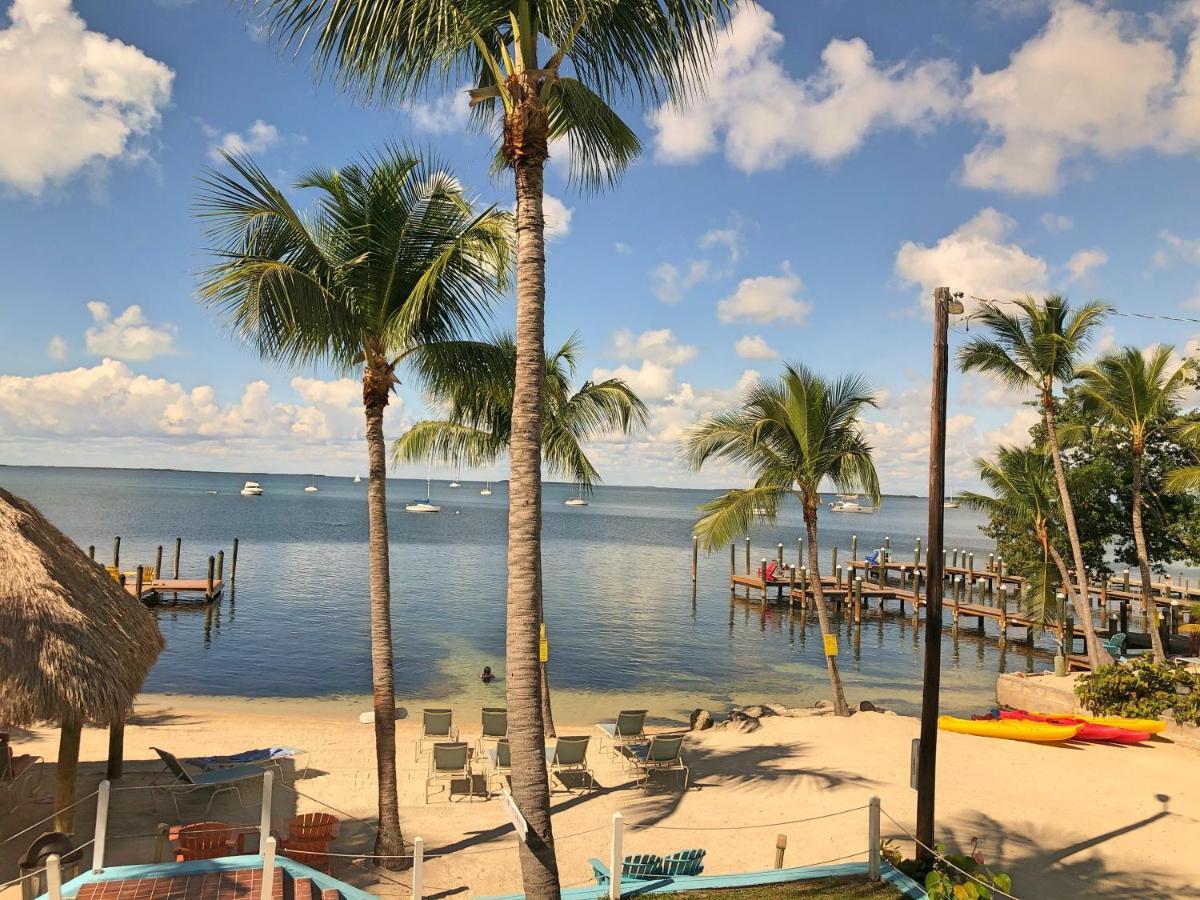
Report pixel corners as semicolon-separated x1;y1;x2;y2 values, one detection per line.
1075;656;1200;725
884;839;1012;900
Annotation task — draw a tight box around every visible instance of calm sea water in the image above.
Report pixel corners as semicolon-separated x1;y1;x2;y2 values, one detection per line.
1;465;1053;717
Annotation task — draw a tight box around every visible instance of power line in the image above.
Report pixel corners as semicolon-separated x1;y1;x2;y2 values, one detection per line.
963;294;1200;327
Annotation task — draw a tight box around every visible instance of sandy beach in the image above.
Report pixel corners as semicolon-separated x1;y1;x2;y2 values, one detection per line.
3;693;1198;899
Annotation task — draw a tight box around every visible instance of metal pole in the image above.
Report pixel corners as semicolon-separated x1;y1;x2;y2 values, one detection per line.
916;286;956;864
412;836;424;900
609;813;624;900
92;780;110;873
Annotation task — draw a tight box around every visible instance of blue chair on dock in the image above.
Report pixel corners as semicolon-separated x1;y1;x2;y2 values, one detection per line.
1103;632;1127;658
864;550;880;566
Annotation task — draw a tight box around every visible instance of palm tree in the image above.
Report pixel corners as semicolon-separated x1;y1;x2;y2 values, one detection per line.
685;364;880;717
1076;346;1190;662
250;4;733;889
396;333;648;735
196;149;510;864
958;295;1112;669
961;447;1072;633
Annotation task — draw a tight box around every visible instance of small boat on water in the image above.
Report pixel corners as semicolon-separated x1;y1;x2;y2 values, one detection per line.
240;481;263;496
449;480;461;488
480;481;493;496
828;495;875;513
353;474;362;484
944;494;960;509
406;459;441;513
304;475;318;493
939;715;1080;742
564;483;588;507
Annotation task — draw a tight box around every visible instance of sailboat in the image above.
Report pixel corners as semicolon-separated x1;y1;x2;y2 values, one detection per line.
304;475;318;493
564;483;588;507
480;481;493;496
353;474;362;484
405;456;442;513
449;477;461;488
944;493;961;509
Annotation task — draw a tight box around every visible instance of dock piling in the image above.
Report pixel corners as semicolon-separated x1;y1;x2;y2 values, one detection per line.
745;537;751;575
154;546;163;580
206;556;215;601
832;546;838;572
173;538;181;579
88;545;95;560
112;536;120;570
217;550;225;581
730;543;736;596
692;536;699;584
851;534;858;561
134;565;144;600
776;542;784;566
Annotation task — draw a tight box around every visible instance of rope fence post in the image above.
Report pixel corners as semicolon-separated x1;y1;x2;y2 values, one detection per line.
774;833;787;869
92;779;110;873
609;812;623;900
260;836;276;900
46;854;62;900
412;836;424;900
259;770;273;852
868;796;880;881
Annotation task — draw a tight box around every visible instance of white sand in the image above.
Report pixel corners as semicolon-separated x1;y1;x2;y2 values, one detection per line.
3;694;1197;898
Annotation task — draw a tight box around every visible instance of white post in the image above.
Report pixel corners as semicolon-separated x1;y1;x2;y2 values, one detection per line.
609;812;623;900
412;836;424;900
46;854;62;900
868;796;881;881
259;770;274;852
92;779;111;873
260;836;276;900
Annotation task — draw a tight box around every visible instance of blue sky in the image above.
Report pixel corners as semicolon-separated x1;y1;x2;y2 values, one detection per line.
2;0;1200;491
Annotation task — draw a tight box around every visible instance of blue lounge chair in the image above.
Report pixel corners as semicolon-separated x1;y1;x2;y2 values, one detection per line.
661;849;705;876
1102;632;1127;658
152;748;261;817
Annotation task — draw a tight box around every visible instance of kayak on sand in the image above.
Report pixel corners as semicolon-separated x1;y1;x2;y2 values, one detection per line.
995;710;1151;743
999;708;1163;737
939;715;1081;742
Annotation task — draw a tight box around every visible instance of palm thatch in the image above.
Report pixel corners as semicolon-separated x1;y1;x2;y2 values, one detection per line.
0;488;163;729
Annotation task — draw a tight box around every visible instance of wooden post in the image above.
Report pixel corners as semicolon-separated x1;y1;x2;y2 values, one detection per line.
206;555;216;601
112;536;120;569
788;566;796;607
797;536;803;568
608;814;623;900
260;836;276;900
46;855;62;900
774;833;787;869
760;559;768;604
1119;599;1129;635
55;717;83;832
776;542;784;565
988;552;994;573
105;716;125;782
692;536;699;584
884;535;891;561
217;549;225;582
868;796;881;880
831;546;838;572
800;567;809;601
851;534;858;561
730;543;736;597
92;780;111;872
836;565;843;588
134;564;144;600
745;537;751;574
173;537;182;579
154;546;163;580
952;548;959;568
88;545;95;560
854;577;863;612
1122;568;1130;591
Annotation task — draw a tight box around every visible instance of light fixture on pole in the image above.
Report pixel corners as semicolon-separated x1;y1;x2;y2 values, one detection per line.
915;286;961;864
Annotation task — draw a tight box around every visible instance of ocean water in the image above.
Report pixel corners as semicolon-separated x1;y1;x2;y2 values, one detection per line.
1;466;1052;718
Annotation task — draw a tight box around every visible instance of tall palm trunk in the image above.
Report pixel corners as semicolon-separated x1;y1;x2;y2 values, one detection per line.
802;495;850;716
506;152;559;894
1131;450;1167;661
538;582;556;737
1043;395;1112;668
363;371;404;866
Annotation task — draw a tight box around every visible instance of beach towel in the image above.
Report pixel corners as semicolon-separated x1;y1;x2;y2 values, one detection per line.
188;747;299;769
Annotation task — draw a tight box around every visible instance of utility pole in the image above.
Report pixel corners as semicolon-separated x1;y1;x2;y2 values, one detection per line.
916;286;963;863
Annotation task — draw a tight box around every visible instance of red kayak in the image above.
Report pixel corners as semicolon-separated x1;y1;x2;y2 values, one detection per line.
999;710;1150;744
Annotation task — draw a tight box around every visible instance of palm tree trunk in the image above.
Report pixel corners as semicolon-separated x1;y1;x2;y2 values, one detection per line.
506;156;559;896
1131;451;1167;661
364;383;404;866
538;578;556;738
802;496;850;716
1043;396;1112;668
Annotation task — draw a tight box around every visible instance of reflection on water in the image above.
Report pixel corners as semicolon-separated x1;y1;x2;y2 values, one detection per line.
2;465;1065;717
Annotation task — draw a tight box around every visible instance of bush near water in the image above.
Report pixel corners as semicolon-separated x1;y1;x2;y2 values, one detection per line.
1075;657;1200;726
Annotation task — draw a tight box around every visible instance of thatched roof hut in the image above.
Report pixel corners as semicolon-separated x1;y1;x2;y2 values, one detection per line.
0;487;163;829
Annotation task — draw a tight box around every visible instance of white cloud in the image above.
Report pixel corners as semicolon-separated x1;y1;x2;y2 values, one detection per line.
206;119;280;162
961;1;1200;194
733;335;778;360
409;88;471;134
0;0;174;195
47;336;68;362
84;302;177;362
698;215;746;263
649;4;958;172
1065;247;1108;281
542;193;573;241
591;360;677;402
1156;230;1200;267
612;328;697;367
894;209;1048;310
717;266;812;325
615;242;632;255
1040;213;1074;232
651;260;711;304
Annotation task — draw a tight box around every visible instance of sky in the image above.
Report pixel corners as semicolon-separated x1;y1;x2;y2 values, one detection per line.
2;0;1200;492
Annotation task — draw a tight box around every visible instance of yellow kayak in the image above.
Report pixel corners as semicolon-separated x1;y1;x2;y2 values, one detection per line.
1070;713;1166;735
938;716;1081;742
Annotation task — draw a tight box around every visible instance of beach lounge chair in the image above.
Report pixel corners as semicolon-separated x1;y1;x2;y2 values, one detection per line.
486;738;512;797
661;848;706;876
156;745;303;783
277;812;339;874
152;748;261;817
589;855;666;885
168;821;245;861
595;710;648;758
627;734;689;791
477;707;507;755
425;742;475;803
545;736;594;793
1;733;43;810
414;709;459;761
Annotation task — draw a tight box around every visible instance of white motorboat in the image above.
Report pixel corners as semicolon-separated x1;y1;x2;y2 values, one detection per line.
449;480;461;488
564;483;588;507
480;481;493;496
828;496;875;513
304;475;319;493
240;481;263;496
353;474;362;484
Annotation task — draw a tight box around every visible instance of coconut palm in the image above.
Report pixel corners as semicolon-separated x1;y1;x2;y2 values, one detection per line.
1076;346;1190;662
961;447;1072;632
685;364;880;717
396;333;648;735
957;295;1112;669
196;149;510;864
250;4;733;889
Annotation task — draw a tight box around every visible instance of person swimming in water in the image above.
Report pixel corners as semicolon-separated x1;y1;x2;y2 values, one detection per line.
481;666;494;683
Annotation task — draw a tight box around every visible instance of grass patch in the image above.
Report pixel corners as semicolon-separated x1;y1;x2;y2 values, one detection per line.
651;875;903;899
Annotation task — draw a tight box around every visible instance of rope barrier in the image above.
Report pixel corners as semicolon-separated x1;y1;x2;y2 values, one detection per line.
880;808;1023;900
0;789;100;846
630;805;870;832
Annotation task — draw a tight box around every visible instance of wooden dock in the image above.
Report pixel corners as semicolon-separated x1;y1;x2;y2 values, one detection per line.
100;536;237;605
124;577;224;603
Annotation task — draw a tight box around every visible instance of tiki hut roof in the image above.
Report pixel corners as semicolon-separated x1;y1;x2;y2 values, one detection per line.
0;488;163;728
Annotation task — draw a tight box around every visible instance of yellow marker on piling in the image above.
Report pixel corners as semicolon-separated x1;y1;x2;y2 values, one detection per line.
823;634;838;656
539;623;549;663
